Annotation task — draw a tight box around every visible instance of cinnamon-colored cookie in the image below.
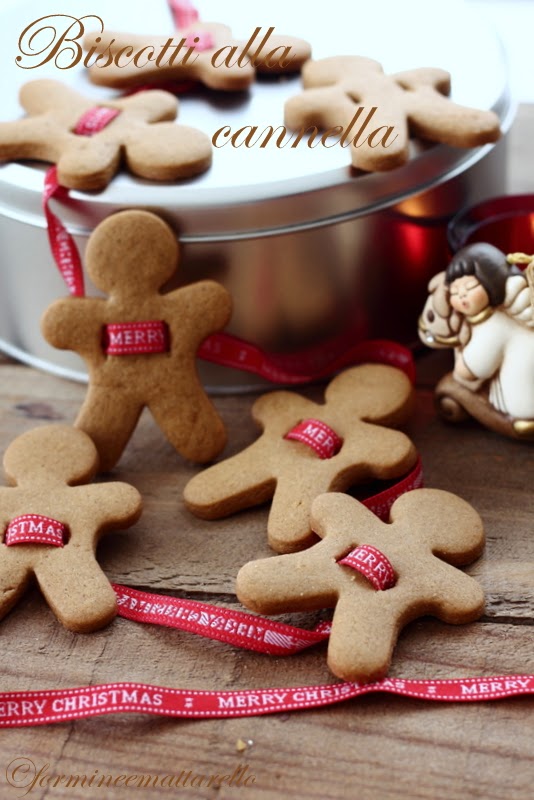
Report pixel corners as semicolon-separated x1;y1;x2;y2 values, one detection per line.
0;425;141;632
41;210;232;470
237;489;485;682
0;79;212;190
285;56;501;171
83;21;311;91
184;364;417;552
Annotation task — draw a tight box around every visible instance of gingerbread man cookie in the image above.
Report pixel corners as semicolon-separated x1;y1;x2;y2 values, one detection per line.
285;56;501;172
41;210;232;471
0;425;141;632
83;21;311;92
0;79;212;190
237;489;485;682
184;364;417;553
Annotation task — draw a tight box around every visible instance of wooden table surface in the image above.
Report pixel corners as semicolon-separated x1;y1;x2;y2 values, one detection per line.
0;109;532;800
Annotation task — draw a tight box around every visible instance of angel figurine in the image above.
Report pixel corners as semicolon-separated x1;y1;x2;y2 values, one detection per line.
418;242;534;439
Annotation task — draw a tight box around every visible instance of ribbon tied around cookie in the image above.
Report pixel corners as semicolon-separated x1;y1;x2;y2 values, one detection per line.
285;418;343;459
102;321;170;356
338;544;396;591
4;514;67;548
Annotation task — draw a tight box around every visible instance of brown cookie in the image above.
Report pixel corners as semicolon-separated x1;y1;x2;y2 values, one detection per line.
284;56;501;171
237;489;485;683
0;424;141;632
0;79;212;190
184;364;417;553
83;22;311;91
41;210;232;471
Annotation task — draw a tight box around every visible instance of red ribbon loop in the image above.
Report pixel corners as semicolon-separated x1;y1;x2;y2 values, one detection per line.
338;544;396;590
169;0;199;28
103;321;170;356
73;106;120;136
5;515;66;547
285;419;343;459
185;30;215;50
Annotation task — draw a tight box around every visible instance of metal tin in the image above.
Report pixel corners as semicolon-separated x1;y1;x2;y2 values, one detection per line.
0;0;514;388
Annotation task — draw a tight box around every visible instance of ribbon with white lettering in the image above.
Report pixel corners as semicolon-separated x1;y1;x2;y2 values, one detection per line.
43;105;121;297
43;167;85;298
285;418;342;459
4;515;66;548
198;334;416;385
103;321;170;356
1;676;533;727
338;544;396;591
114;584;331;655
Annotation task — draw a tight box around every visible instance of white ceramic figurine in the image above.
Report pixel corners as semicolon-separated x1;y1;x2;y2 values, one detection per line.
418;242;534;440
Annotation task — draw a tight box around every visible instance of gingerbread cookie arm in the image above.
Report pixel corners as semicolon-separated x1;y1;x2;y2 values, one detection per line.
166;281;232;344
41;298;106;365
394;68;501;147
19;80;88;117
122;123;212;181
332;425;417;483
416;560;485;623
69;483;142;541
253;34;311;74
251;391;319;428
284;85;355;136
0;119;71;164
183;442;275;518
236;542;339;614
34;548;117;632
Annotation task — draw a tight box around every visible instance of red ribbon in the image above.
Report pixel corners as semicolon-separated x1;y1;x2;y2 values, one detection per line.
103;321;170;356
73;106;120;136
285;419;343;459
4;515;66;548
168;0;199;28
338;544;396;591
0;676;533;727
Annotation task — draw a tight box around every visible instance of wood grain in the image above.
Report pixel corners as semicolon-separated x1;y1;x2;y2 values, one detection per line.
0;108;532;800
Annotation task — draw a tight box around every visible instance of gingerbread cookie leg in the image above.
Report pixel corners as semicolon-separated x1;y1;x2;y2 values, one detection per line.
329;595;398;683
267;471;330;553
148;387;227;464
183;445;275;517
34;549;117;633
236;542;337;614
75;386;143;472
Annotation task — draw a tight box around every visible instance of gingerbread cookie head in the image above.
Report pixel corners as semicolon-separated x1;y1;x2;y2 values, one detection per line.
0;425;142;633
83;21;311;91
184;363;417;553
41;210;232;471
237;488;485;682
86;208;178;297
0;79;212;190
419;244;534;440
284;55;501;172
